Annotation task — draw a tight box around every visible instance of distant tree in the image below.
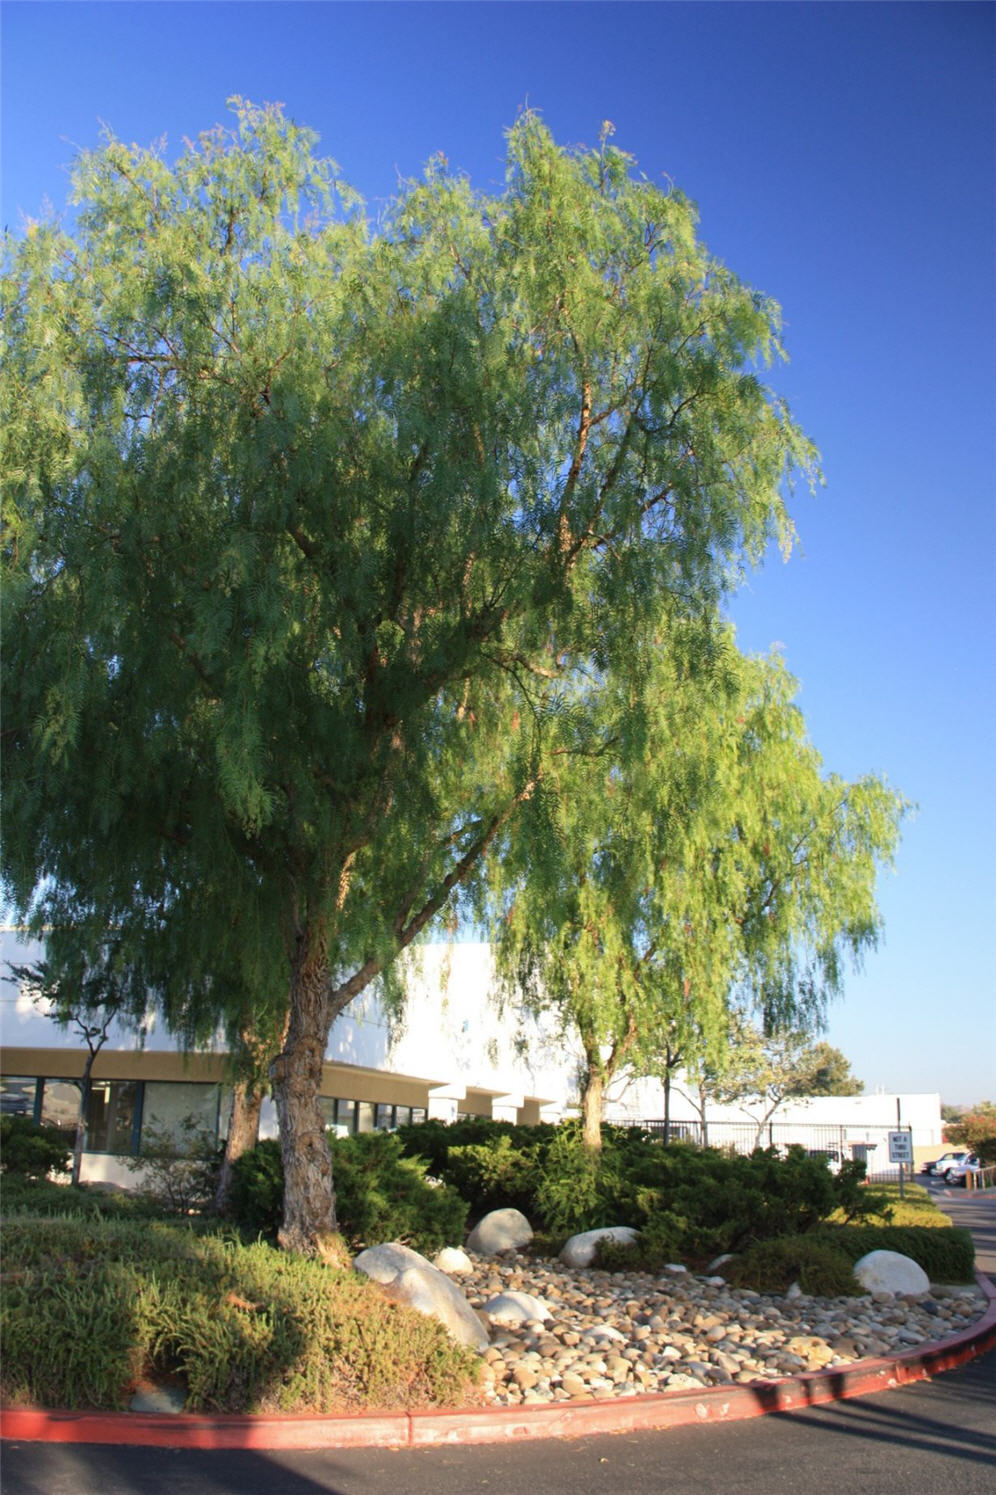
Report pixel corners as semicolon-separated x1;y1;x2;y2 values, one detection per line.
699;1019;862;1147
3;102;818;1251
944;1102;996;1166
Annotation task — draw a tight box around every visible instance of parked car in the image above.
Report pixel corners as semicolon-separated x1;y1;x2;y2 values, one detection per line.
944;1154;983;1186
922;1150;968;1176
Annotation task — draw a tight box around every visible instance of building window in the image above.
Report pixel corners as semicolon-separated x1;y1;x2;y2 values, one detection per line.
142;1082;220;1152
39;1079;83;1144
356;1101;375;1133
374;1103;395;1131
0;1076;39;1119
85;1080;140;1154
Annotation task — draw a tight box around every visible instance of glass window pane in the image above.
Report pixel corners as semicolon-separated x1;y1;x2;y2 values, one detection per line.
375;1104;394;1131
142;1082;219;1153
395;1106;412;1127
86;1080;139;1154
356;1101;375;1134
1;1077;39;1119
335;1099;356;1133
318;1096;337;1129
410;1108;426;1125
40;1079;82;1143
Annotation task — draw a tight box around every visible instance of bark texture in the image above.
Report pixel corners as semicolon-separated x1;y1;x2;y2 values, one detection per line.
271;930;339;1255
213;1080;264;1215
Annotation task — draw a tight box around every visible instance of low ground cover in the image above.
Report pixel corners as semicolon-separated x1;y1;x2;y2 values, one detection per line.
0;1121;976;1414
0;1217;481;1414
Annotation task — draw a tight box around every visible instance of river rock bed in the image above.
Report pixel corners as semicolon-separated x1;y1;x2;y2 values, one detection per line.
458;1255;987;1405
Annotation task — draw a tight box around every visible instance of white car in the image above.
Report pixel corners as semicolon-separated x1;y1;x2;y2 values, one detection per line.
923;1150;968;1177
944;1153;983;1186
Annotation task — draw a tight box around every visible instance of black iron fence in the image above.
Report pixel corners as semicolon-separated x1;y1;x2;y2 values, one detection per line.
627;1117;909;1180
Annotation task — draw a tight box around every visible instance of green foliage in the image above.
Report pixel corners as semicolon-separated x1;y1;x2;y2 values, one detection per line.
488;630;905;1148
0;1219;481;1413
442;1134;540;1221
227;1133;468;1252
813;1225;977;1283
2;100;823;1249
226;1138;285;1236
328;1131;468;1252
723;1236;861;1296
0;1115;72;1179
0;1173;171;1220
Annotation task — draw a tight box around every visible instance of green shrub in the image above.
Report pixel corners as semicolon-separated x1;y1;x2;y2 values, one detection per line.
227;1138;284;1235
0;1173;170;1221
0;1115;72;1179
723;1236;861;1296
0;1218;481;1414
329;1130;468;1252
443;1134;539;1220
812;1224;976;1284
227;1132;468;1253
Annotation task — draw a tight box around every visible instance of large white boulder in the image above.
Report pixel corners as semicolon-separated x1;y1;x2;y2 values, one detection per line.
482;1290;552;1325
466;1207;533;1255
353;1243;489;1350
853;1249;930;1297
559;1226;639;1269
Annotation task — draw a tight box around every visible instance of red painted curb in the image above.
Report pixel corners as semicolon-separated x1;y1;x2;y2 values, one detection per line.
3;1273;994;1451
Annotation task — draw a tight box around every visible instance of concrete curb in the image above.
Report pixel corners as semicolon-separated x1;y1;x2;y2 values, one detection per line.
3;1272;994;1451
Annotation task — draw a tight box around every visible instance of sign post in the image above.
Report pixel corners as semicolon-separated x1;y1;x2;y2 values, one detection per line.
888;1128;914;1198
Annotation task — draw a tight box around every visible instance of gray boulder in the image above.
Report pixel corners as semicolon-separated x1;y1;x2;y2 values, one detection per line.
466;1207;533;1255
853;1249;930;1297
559;1225;638;1269
353;1242;489;1350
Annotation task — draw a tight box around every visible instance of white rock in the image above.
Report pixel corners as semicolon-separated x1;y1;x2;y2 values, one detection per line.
854;1250;930;1297
483;1290;552;1324
434;1246;474;1275
466;1208;533;1255
353;1241;431;1283
559;1226;639;1269
581;1324;627;1343
665;1263;688;1274
353;1242;489;1350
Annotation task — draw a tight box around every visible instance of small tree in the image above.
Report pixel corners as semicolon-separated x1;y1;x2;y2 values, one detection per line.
944;1102;996;1165
6;936;147;1185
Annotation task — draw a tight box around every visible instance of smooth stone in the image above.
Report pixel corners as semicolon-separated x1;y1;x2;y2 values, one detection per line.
467;1208;533;1255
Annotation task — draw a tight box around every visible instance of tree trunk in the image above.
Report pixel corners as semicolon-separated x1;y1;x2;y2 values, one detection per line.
580;1068;605;1152
271;929;339;1255
663;1066;672;1145
72;1074;90;1188
213;1080;264;1215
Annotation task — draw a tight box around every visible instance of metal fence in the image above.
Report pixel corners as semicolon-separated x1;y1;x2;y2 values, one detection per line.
626;1117;909;1180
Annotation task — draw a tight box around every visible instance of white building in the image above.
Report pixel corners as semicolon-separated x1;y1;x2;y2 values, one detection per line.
0;930;942;1184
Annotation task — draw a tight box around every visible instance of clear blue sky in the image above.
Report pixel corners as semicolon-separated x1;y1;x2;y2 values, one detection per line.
3;2;994;1107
